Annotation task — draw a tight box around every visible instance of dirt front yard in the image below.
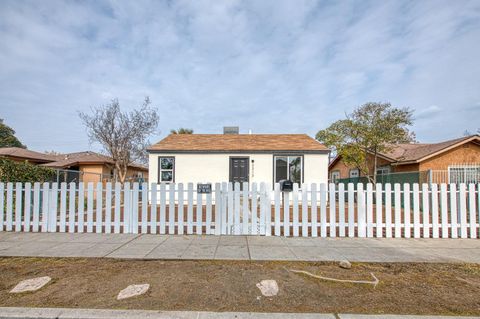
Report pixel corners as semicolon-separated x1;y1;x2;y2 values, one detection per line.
0;257;479;315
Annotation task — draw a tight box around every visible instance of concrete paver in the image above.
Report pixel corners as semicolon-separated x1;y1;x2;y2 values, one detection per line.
0;232;478;263
248;245;296;260
181;244;217;259
107;243;159;258
214;244;249;259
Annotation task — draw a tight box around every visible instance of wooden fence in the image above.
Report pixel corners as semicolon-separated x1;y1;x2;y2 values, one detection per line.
0;182;479;238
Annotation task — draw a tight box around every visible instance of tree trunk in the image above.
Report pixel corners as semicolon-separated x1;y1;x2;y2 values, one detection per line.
115;162;127;184
365;150;374;184
373;149;378;184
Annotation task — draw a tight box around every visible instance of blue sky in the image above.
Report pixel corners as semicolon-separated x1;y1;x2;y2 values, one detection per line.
1;0;479;153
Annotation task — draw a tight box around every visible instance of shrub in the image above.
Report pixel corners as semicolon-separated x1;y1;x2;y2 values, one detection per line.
0;157;56;183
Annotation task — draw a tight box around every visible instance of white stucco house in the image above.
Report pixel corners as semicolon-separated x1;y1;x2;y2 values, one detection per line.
147;128;330;187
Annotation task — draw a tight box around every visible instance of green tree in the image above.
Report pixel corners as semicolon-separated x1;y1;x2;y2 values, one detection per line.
170;128;193;134
0;119;25;148
316;102;415;183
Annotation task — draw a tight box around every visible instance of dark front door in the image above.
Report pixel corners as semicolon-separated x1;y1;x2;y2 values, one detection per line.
229;157;249;185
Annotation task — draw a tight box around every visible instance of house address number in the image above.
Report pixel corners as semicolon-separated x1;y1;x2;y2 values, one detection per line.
197;183;212;194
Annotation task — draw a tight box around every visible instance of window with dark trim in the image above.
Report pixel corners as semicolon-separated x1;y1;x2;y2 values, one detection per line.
158;157;175;183
274;155;302;184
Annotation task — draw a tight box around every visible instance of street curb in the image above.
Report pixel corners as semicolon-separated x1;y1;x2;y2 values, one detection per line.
0;307;479;319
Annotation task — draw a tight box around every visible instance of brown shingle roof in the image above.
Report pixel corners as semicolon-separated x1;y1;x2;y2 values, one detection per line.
383;135;480;163
147;134;329;153
0;147;60;162
329;135;480;169
42;151;147;171
42;151;114;168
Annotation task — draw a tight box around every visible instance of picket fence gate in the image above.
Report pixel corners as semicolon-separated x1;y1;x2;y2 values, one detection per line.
0;182;479;239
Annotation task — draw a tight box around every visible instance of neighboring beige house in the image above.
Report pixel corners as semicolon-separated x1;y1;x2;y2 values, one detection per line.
0;147;148;183
329;135;480;184
147;129;330;186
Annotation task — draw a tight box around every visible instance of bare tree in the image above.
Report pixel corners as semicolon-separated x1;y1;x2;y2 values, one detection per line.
79;97;159;183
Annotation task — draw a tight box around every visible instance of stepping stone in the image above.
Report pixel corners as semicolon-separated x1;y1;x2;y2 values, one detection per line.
10;276;51;293
339;260;352;269
117;284;150;300
256;279;279;297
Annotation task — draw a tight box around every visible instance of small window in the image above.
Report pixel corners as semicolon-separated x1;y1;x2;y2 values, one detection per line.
158;157;175;183
349;169;359;178
331;171;340;183
274;155;302;184
376;166;391;176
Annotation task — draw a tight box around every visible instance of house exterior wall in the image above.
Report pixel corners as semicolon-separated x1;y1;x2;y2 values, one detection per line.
392;163;419;172
329;153;393;179
329;141;480;182
79;164;104;184
79;164;147;184
418;142;480;171
148;153;329;186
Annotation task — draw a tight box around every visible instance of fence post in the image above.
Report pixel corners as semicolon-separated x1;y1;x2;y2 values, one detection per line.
24;183;31;232
6;183;14;231
251;183;258;235
221;182;228;235
347;183;354;237
292;183;299;237
468;184;477;239
357;183;366;237
169;183;176;234
0;183;4;232
49;183;58;232
41;183;49;232
329;183;336;237
311;183;318;237
242;182;249;235
78;183;85;233
15;182;23;232
214;183;221;236
459;184;467;238
450;183;458;238
150;183;158;234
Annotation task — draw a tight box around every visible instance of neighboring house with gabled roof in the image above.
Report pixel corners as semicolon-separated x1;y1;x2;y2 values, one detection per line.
147;128;330;186
329;135;480;184
0;147;59;164
0;147;147;184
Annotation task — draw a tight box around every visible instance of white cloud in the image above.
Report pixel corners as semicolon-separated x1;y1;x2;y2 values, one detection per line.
0;0;479;151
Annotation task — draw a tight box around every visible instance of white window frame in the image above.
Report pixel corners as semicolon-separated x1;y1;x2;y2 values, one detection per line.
158;157;175;183
376;166;391;176
349;168;359;178
331;170;340;183
273;155;303;184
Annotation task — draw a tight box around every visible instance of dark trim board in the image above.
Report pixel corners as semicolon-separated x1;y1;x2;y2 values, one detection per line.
148;150;330;155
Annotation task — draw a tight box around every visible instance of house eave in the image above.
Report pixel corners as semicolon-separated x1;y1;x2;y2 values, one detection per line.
147;149;331;155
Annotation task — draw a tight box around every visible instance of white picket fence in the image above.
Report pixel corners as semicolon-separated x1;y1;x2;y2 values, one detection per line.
0;182;479;239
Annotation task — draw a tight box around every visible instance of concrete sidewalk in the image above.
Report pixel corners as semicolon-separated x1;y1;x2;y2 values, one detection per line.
0;232;479;263
0;307;479;319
